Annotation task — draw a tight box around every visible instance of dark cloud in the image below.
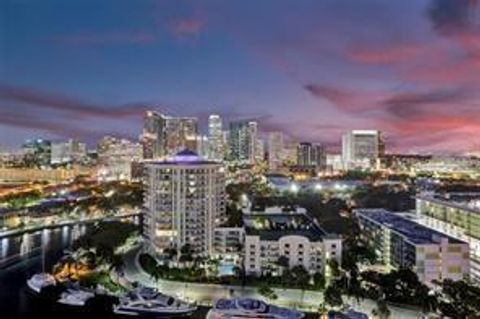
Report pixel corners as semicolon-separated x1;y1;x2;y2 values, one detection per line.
383;88;472;119
428;0;480;35
0;84;148;118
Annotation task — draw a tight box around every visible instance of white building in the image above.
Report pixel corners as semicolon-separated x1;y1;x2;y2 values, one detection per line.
355;208;470;285
268;132;284;170
143;150;226;256
228;120;258;164
243;211;342;276
415;193;480;284
342;130;383;170
208;114;224;161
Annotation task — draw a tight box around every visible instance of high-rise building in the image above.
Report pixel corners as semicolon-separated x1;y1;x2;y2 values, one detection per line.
228;120;258;164
22;139;52;168
342;130;383;169
208;114;223;161
97;136;143;180
143;150;226;256
141;111;166;159
255;138;265;163
141;111;199;159
355;208;470;285
296;142;326;170
196;134;209;158
164;116;198;155
268;132;284;170
51;139;87;164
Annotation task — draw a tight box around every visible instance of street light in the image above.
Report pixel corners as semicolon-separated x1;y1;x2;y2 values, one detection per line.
290;183;299;193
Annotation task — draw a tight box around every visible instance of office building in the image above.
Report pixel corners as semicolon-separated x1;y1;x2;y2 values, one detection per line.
22;139;52;168
228;120;258;164
355;208;469;284
196;134;209;158
268;132;284;170
208;114;224;161
164;116;198;156
342;130;383;170
141;111;166;159
97;136;143;180
51;139;87;164
415;193;480;283
244;211;342;277
141;111;199;159
143;150;226;256
296;142;326;171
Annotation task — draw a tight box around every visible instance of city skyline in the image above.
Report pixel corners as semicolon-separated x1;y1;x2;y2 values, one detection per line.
2;0;480;154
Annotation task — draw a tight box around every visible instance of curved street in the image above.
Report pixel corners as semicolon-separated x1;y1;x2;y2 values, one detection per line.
122;245;424;318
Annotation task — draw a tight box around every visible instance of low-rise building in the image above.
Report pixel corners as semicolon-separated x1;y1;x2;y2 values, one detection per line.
213;227;245;260
415;193;480;284
243;212;342;277
355;208;470;284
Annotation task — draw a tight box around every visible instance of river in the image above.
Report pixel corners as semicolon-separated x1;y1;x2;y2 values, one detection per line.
0;217;209;319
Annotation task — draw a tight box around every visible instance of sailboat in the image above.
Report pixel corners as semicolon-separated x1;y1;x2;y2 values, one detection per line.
26;230;56;293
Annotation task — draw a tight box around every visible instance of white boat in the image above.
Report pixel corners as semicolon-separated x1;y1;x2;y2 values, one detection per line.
57;288;95;306
206;298;305;319
113;287;197;317
26;273;56;293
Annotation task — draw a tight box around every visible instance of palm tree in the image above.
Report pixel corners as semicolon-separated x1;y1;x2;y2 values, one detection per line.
324;284;343;309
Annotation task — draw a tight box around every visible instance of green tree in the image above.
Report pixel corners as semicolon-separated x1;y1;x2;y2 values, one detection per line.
313;272;326;290
324;285;343;309
258;284;278;301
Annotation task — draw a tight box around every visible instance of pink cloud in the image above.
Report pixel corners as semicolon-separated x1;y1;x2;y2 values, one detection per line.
347;42;427;65
170;17;204;38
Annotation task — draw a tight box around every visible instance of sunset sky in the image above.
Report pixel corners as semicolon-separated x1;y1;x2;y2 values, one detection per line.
1;0;480;153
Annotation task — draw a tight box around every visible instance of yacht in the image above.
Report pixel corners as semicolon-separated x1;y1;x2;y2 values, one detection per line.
57;288;95;307
206;298;305;319
26;273;56;293
113;287;197;317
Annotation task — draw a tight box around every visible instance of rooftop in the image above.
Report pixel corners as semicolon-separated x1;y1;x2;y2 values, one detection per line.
146;149;220;166
243;212;332;241
416;192;480;214
355;208;466;245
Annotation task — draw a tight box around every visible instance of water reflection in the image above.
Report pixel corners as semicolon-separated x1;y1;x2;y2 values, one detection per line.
19;233;31;256
1;238;8;259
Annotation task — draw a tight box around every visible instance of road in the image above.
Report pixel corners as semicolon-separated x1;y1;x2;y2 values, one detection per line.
122;246;424;318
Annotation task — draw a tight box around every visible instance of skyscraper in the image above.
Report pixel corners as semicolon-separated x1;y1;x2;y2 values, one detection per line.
342;130;383;169
164;116;198;155
296;142;326;170
268;132;284;170
141;111;166;159
141;111;199;159
143;150;226;256
228;120;258;164
208;114;223;161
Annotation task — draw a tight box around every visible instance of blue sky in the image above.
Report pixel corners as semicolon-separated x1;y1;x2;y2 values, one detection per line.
1;0;480;153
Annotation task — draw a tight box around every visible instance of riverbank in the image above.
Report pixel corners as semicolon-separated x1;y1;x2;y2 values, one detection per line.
0;212;141;239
